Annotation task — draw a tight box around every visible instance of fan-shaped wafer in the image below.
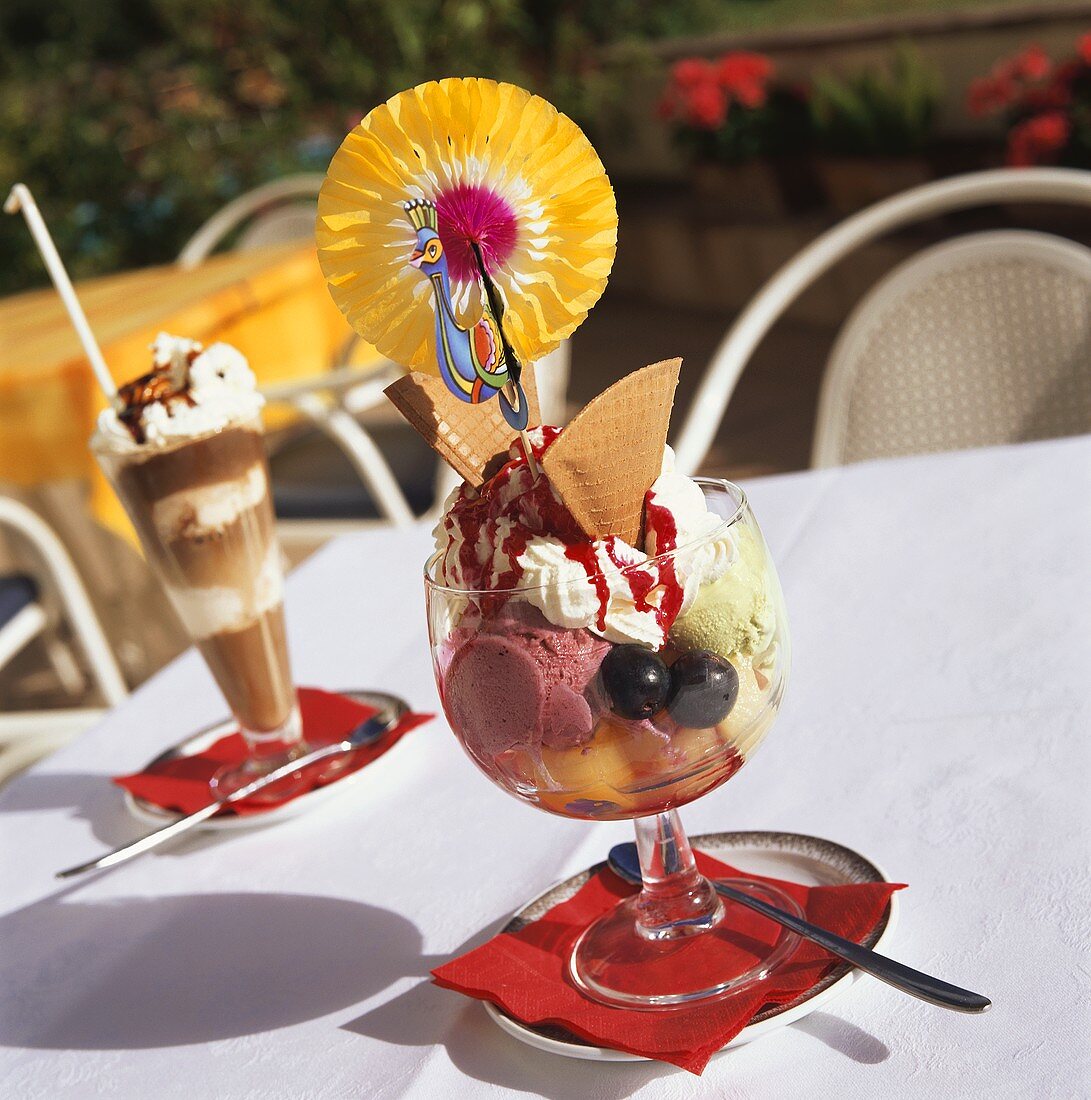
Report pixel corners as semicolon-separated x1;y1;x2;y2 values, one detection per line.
385;366;540;486
542;359;680;545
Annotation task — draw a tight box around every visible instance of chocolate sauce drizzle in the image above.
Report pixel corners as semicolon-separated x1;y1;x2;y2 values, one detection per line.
117;347;199;443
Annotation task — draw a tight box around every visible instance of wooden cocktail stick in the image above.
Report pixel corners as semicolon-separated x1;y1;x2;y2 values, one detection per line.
471;242;540;479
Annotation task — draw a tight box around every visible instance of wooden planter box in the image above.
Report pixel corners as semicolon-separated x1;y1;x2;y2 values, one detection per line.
815;155;933;216
692;160;787;221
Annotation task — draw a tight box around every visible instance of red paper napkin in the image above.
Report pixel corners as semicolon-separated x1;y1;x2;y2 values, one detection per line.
433;849;904;1074
114;687;432;816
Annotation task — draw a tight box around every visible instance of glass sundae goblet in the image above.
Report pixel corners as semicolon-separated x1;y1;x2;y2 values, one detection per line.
93;413;308;803
426;479;799;1008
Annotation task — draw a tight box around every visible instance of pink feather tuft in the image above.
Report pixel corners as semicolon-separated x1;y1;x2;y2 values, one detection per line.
436;182;519;285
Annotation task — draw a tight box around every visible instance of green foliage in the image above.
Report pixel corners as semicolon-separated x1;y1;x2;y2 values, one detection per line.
0;0;727;296
810;45;942;156
1071;71;1091;168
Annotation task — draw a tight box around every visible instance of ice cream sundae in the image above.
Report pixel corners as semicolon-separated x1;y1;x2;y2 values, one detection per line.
318;76;795;1008
421;360;787;819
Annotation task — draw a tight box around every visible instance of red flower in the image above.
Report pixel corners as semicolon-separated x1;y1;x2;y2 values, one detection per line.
1006;110;1072;167
671;58;717;89
1012;44;1051;82
716;52;774;108
685;81;728;129
967;74;1015;116
967;43;1063;118
1022;80;1073;112
662;58;723;127
661;51;777;131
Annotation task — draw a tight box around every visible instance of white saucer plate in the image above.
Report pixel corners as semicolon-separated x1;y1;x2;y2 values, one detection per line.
484;830;897;1061
122;690;410;831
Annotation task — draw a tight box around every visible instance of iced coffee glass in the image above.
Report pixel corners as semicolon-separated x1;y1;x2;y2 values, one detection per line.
93;412;303;802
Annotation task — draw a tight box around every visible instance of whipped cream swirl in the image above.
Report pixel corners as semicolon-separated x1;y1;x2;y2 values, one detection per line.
95;333;265;449
433;434;737;647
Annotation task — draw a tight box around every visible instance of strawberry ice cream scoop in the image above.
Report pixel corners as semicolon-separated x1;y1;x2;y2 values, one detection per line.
444;604;611;759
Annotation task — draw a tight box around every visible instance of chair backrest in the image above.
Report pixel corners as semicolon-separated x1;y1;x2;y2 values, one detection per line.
177;174;324;268
813;231;1091;466
672;168;1091;475
235;204;320;252
180;176;574;528
178;176;421;528
0;496;127;706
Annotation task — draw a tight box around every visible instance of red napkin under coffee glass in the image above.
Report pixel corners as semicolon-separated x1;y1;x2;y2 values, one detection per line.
433;848;903;1074
114;687;432;816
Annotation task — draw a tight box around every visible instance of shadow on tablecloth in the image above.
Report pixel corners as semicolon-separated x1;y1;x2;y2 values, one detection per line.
0;770;237;858
341;904;682;1100
0;891;433;1049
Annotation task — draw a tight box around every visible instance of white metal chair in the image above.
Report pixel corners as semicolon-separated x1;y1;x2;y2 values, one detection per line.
177;174;328;268
813;231;1091;466
673;168;1091;474
0;496;128;783
178;177;418;533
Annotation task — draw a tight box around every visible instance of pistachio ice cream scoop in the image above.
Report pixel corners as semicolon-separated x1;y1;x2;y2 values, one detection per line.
669;524;775;662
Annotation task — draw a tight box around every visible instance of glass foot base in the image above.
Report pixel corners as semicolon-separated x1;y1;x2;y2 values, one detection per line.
210;745;308;804
569;878;803;1009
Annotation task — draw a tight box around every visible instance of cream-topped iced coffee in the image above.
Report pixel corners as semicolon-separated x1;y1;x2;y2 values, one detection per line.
92;335;296;754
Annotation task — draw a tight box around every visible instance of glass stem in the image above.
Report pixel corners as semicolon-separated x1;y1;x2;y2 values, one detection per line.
238;704;304;762
632;809;724;941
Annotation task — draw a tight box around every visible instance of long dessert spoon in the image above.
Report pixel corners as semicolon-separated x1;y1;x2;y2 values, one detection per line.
57;696;407;879
607;841;990;1013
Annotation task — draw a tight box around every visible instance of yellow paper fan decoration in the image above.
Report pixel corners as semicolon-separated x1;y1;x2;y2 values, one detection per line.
316;77;617;372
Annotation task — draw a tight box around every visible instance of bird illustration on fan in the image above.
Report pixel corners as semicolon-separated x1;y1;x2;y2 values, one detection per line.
403;198;528;431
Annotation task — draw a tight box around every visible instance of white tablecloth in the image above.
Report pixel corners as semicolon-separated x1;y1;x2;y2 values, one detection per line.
2;436;1089;1099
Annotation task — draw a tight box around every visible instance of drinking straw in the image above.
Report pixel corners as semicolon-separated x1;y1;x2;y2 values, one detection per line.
5;183;117;402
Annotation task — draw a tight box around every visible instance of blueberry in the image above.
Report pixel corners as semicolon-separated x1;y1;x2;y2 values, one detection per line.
600;645;671;720
667;651;740;728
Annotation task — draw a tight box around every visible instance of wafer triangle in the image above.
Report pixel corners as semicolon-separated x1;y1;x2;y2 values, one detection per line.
384;367;541;486
542;358;680;545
